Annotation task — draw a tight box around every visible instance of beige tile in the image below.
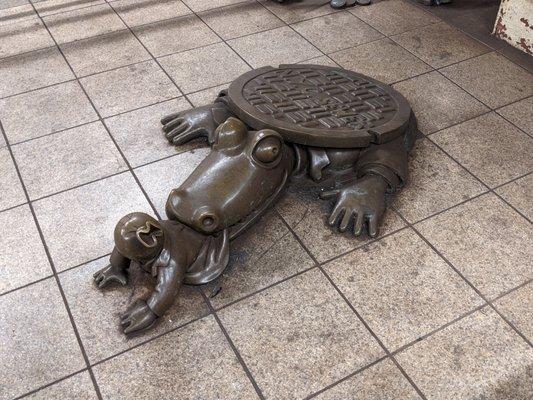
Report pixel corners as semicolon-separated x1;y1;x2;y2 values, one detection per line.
94;316;258;399
277;183;406;263
133;14;220;57
0;17;54;58
0;81;97;144
258;0;337;24
43;4;126;44
0;205;51;294
159;42;250;93
393;139;486;223
0;278;86;399
203;210;314;308
182;0;245;12
350;0;439;36
135;148;209;216
416;194;533;299
228;26;322;68
61;30;151;77
60;256;208;363
298;55;338;67
431;113;533;187
0;47;74;98
219;269;384;399
24;372;97;400
392;22;489;68
13;121;127;199
314;359;420;400
326;229;482;350
496;96;533;135
187;83;229;107
397;308;533;400
34;0;105;17
330;38;431;84
292;11;383;54
33;172;154;271
80;60;181;117
0;4;37;26
494;283;532;341
105;97;201;167
201;0;283;40
495;174;533;221
0;147;26;211
441;52;533;109
393;71;489;134
111;0;190;26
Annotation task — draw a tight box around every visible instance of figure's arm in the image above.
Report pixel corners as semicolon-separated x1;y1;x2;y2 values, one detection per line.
93;247;129;288
161;90;234;146
120;260;186;334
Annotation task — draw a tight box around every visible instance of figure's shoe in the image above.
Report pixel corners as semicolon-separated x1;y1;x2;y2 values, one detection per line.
331;0;371;8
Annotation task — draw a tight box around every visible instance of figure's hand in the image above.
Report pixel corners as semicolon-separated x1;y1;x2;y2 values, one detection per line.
161;105;218;146
320;175;387;237
93;264;127;288
120;299;158;334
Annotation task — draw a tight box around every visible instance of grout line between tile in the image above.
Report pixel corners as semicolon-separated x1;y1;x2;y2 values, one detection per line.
12;368;89;400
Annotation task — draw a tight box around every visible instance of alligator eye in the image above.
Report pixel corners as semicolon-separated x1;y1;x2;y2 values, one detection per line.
253;136;282;164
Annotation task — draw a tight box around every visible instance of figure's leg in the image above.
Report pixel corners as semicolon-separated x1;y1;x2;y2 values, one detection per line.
93;247;129;288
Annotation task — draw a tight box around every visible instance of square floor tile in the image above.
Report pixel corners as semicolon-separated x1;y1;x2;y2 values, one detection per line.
24;372;97;400
495;174;532;221
182;0;245;12
431;113;533;187
0;47;74;98
292;11;383;54
187;83;229;107
330;37;431;84
133;14;220;58
0;147;26;211
61;30;151;77
299;55;338;67
60;256;208;363
105;97;199;167
0;278;86;399
396;308;533;400
494;283;532;341
111;0;190;27
0;17;54;58
393;71;488;134
33;0;105;17
393;139;486;222
159;42;250;93
416;194;533;299
200;0;283;40
314;359;419;400
258;0;337;24
0;205;51;294
80;60;180;117
219;269;384;399
0;81;97;144
350;0;439;36
496;96;533;135
325;228;482;350
13;121;127;199
43;4;126;44
228;26;321;68
441;52;533;109
392;22;489;69
276;183;406;263
0;4;37;26
33;172;154;271
135;148;210;216
94;316;258;399
202;210;314;308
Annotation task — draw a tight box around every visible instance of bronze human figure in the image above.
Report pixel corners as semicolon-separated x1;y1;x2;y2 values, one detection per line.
94;65;417;334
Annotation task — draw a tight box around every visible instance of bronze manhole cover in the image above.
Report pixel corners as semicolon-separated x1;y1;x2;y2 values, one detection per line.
226;64;412;148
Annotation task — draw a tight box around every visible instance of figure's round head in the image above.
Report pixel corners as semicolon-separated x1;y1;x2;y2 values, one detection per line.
114;212;164;261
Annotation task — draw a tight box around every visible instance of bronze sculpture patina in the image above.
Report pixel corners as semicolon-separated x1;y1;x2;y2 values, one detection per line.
94;65;417;334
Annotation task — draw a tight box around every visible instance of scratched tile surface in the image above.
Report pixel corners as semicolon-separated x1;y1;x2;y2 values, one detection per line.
0;0;531;399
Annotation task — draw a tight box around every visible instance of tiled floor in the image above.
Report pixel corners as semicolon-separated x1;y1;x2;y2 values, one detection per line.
0;0;531;399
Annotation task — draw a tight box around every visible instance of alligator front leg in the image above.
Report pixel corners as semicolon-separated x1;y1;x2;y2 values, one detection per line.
320;174;388;237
